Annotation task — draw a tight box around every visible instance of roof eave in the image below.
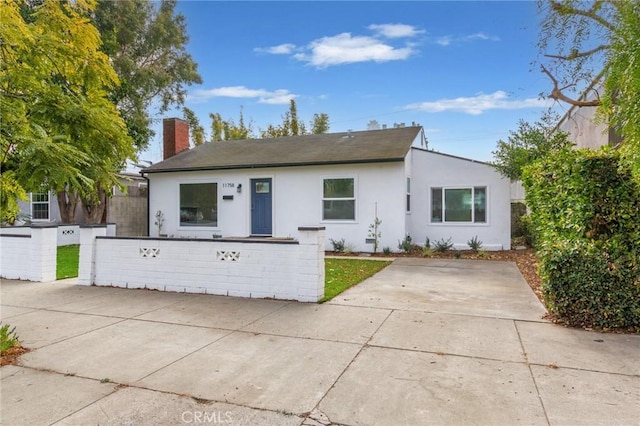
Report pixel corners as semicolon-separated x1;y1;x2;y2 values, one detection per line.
142;157;406;174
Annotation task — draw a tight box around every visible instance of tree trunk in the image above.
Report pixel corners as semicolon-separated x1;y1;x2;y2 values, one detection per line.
57;190;79;224
81;186;108;224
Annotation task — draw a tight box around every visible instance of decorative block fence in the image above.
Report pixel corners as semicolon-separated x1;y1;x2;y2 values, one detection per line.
0;225;58;281
78;226;326;302
0;224;116;246
0;224;115;282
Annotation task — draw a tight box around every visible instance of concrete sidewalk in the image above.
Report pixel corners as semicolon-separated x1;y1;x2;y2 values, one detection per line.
1;258;638;425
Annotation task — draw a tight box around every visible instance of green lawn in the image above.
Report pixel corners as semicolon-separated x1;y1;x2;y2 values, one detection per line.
57;245;79;280
54;247;391;300
323;258;392;302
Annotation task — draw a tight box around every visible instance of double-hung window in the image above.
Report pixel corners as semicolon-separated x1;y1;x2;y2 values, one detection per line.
179;183;218;227
431;187;486;223
31;192;50;221
322;178;355;220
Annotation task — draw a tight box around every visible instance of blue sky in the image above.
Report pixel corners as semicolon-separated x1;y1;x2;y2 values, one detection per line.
142;1;563;164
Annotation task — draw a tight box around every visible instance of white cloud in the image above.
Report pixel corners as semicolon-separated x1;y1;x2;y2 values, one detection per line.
257;89;297;105
294;32;415;68
435;32;500;46
435;36;453;46
188;86;296;104
464;32;500;42
254;43;297;55
257;23;422;68
368;23;425;38
404;91;551;115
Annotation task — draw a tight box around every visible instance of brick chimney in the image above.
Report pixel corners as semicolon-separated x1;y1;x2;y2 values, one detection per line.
163;118;190;160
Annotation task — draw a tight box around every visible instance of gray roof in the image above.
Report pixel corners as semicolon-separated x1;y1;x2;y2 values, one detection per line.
143;126;422;173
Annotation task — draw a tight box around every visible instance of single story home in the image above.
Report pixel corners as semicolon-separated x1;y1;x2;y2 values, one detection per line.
141;118;511;252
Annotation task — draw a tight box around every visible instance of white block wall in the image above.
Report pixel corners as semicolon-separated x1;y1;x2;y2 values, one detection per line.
2;224;114;247
79;227;325;302
57;225;80;246
0;226;57;281
0;226;30;236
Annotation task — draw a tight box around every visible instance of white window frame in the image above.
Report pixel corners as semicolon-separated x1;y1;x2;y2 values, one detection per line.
430;186;488;224
321;176;357;222
406;177;411;213
177;180;220;229
30;191;50;221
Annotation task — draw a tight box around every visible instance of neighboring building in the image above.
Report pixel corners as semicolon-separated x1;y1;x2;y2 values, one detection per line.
142;118;511;252
555;79;622;149
15;174;148;236
17;191;82;224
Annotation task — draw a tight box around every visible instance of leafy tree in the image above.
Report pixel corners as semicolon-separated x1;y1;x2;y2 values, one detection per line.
492;114;574;181
0;172;27;225
367;120;381;131
210;112;224;142
537;0;640;181
209;108;255;141
93;0;202;151
260;99;307;138
311;113;330;134
209;101;329;141
206;100;329;142
1;0;134;224
182;107;205;146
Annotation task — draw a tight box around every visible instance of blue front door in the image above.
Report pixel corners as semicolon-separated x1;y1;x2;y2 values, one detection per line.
251;178;272;235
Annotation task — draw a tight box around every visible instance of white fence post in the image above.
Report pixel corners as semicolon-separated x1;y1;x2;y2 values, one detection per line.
297;226;326;302
78;225;107;286
29;225;57;282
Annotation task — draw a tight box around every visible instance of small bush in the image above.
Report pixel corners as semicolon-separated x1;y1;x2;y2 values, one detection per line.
454;250;462;259
382;246;391;255
467;235;483;252
422;247;433;257
330;238;346;253
540;240;639;329
425;237;431;248
433;237;453;253
0;323;19;354
397;234;413;252
519;214;534;247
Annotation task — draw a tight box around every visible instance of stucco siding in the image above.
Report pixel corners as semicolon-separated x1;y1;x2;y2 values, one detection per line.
557;105;609;149
148;162;407;252
409;149;511;250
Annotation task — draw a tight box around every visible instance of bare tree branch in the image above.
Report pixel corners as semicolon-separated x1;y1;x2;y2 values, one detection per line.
544;44;610;61
540;64;601;107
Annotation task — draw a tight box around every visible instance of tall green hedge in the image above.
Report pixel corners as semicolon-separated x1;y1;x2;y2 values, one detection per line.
522;148;640;330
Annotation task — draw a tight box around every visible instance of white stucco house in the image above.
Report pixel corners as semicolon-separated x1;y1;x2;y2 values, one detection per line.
141;118;511;252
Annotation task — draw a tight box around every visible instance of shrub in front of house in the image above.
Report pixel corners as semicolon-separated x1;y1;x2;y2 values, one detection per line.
523;148;640;330
433;237;453;253
330;238;346;253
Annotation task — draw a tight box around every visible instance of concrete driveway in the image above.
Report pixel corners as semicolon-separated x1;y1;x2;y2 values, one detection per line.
1;258;638;425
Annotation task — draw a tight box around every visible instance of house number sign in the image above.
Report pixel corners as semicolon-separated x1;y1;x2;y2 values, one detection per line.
222;183;235;188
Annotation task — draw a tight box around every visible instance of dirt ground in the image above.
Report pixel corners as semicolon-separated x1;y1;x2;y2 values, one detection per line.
0;346;28;367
